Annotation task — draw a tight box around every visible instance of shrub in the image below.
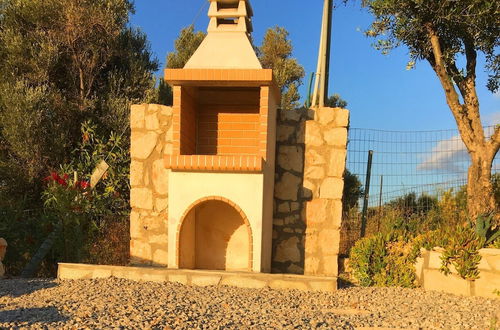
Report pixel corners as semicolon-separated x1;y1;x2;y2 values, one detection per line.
349;233;387;287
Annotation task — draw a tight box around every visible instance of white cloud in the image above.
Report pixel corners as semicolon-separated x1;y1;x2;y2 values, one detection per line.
417;111;499;172
417;135;468;172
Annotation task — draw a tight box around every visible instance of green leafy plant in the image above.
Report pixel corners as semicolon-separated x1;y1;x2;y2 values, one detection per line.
42;171;94;262
440;225;484;280
349;233;387;287
475;214;500;246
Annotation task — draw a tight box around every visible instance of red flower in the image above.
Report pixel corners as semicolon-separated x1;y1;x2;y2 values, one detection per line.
79;181;90;190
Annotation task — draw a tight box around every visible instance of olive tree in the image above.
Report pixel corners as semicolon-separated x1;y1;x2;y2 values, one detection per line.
359;0;499;221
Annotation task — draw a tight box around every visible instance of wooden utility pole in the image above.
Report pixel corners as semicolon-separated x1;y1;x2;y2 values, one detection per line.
312;0;333;108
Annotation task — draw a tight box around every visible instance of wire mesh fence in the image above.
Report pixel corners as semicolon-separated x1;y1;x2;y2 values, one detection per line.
340;126;500;256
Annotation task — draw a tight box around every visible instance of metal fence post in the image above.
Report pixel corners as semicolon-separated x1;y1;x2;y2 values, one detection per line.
360;150;373;238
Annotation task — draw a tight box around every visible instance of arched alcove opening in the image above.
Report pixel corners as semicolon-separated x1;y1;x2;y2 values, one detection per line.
178;198;252;271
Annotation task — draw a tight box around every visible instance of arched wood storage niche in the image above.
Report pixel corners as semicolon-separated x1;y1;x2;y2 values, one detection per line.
177;197;253;271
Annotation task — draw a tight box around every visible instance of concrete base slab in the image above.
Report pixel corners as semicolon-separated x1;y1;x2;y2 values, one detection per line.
58;263;337;292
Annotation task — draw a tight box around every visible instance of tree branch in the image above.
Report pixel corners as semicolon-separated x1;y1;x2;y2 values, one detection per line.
489;125;500;155
425;23;476;150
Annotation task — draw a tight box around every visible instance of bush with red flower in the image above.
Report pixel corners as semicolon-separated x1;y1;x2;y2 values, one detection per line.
42;171;93;262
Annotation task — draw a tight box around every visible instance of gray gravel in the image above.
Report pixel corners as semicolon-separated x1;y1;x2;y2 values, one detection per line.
0;278;499;329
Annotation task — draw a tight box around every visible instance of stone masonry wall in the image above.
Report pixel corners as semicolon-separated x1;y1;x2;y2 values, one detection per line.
272;107;349;276
129;104;349;276
129;104;172;266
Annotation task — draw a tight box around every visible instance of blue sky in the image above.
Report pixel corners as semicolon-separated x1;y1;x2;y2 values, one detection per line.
129;0;499;131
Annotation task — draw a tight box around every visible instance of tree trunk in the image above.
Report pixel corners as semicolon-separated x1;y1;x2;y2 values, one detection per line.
467;149;497;222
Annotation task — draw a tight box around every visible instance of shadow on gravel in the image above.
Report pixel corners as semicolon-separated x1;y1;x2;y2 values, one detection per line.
0;307;68;325
0;279;58;297
337;276;356;289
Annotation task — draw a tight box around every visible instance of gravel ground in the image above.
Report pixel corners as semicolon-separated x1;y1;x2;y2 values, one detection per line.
0;278;499;329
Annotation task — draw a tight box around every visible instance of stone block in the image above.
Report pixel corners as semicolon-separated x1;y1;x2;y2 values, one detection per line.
152;160;169;195
482;249;500;271
130;104;145;129
331;199;342;228
155;197;168;213
191;275;222;287
428;249;444;269
333;108;350;127
145;111;160;131
304;257;320;275
319;178;344;199
274;172;301;201
159;105;173;118
305;166;325;180
316;107;336;125
319;230;341;255
322;255;339;276
277;202;291;213
152;249;168;266
309;280;336;292
58;267;93;280
274;237;301;263
304;233;319;254
277;146;303;172
302;180;316;199
92;269;112;279
130;161;143;186
291;202;300;211
221;276;267;289
131;131;159;160
148;234;168;244
130;211;142;239
305;121;324;147
269;280;309;291
140;273;168;283
422;269;471;296
277;125;295;142
477;256;493;271
324;128;347;147
169;274;188;285
305;149;326;166
306;199;329;224
474;270;500;298
130;240;152;262
328;149;347;178
131;188;153;210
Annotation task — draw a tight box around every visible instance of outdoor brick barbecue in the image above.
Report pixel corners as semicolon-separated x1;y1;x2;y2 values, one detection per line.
58;0;350;291
163;0;279;272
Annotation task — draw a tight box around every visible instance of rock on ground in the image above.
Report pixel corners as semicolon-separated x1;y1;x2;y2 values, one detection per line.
0;278;498;329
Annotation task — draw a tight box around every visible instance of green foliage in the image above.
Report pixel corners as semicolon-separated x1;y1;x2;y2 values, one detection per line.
166;25;206;69
349;232;420;288
440;224;484;280
0;0;151;273
359;0;499;93
349;233;387;286
475;214;500;246
258;26;305;110
0;206;58;276
42;171;94;263
342;170;363;214
325;94;348;108
68;120;130;216
0;0;157;204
